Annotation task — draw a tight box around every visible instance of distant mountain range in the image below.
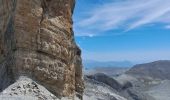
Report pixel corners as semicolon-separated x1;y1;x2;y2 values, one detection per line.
83;60;134;69
84;60;170;100
126;60;170;80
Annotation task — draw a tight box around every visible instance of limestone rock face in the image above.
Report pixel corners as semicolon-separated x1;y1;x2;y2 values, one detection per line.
0;0;84;99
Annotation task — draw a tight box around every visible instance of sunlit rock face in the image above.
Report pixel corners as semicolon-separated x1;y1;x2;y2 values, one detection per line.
0;0;84;99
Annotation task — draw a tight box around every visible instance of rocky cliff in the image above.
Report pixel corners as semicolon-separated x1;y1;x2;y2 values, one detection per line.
0;0;84;99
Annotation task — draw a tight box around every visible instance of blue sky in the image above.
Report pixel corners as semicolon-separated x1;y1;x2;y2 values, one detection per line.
73;0;170;63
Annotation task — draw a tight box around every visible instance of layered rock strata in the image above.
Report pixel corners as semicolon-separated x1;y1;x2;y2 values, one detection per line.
0;0;84;99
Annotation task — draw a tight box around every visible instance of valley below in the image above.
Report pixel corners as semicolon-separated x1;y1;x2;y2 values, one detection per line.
83;60;170;100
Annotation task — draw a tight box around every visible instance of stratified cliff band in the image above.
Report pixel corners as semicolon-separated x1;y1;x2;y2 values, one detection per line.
0;0;84;99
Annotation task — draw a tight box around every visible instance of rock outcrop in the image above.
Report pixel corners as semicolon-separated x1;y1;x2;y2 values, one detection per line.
0;0;84;99
87;73;123;91
84;76;127;100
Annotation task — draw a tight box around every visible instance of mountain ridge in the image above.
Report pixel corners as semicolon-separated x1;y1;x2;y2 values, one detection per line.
126;60;170;80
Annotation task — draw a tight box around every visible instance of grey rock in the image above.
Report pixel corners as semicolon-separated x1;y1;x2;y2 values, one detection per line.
126;60;170;80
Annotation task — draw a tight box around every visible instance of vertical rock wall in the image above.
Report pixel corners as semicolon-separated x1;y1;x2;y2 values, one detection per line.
0;0;16;92
0;0;84;99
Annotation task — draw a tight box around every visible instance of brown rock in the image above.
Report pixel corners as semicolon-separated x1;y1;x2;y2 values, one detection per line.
0;0;84;99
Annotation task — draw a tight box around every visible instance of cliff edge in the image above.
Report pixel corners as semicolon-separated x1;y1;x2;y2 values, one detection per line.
0;0;84;99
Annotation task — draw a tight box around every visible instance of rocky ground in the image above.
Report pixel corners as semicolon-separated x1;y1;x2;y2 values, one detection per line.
0;76;57;100
83;77;127;100
0;76;79;100
146;80;170;100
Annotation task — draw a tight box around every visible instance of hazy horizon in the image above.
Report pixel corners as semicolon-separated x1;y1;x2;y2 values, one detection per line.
83;59;170;65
